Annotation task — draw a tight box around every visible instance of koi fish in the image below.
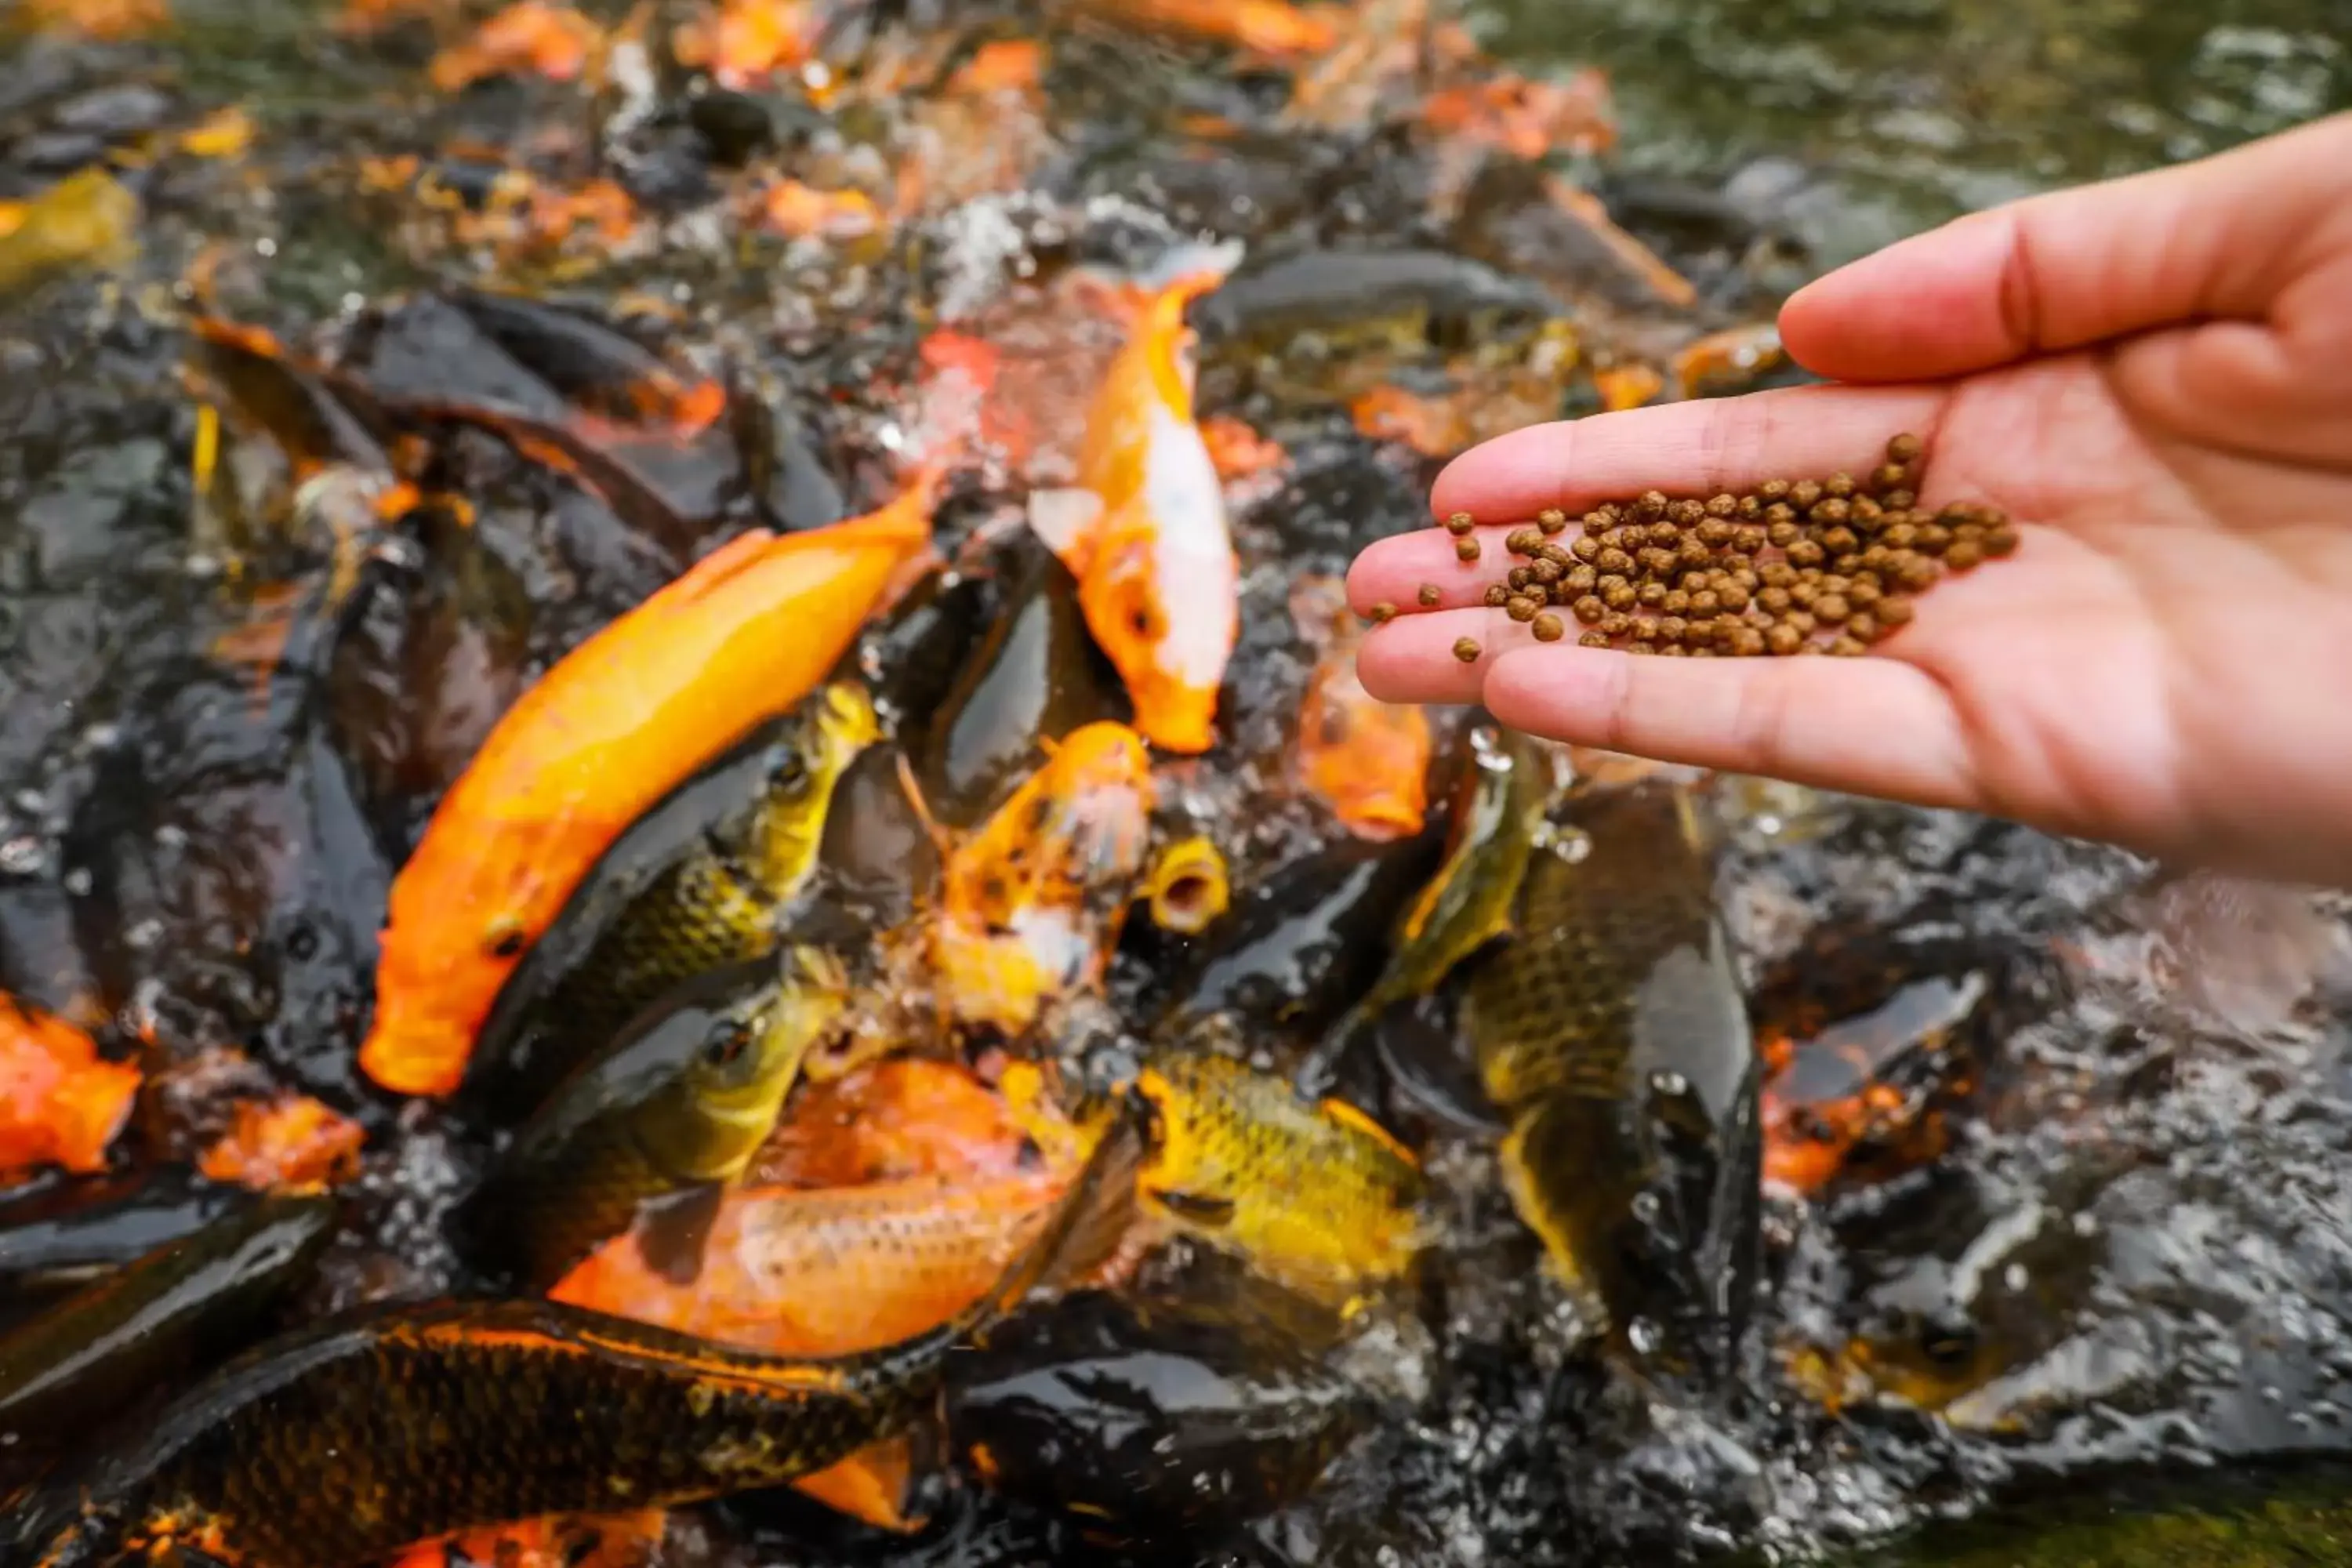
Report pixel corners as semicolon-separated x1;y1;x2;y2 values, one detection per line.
933;721;1156;1034
1028;245;1244;755
358;486;933;1101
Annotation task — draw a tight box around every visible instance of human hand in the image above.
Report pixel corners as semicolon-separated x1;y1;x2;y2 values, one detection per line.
1348;111;2352;887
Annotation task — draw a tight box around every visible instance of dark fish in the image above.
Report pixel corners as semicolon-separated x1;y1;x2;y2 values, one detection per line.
0;1193;336;1461
462;950;851;1292
1161;833;1443;1040
464;682;878;1123
919;538;1127;829
188;318;395;479
946;1288;1374;1530
1461;779;1761;1388
1298;723;1557;1094
850;561;994;741
0;1166;251;1303
8;1100;1149;1568
1190;248;1563;359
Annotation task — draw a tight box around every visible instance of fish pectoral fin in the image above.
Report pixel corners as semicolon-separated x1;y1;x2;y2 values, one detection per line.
633;1182;725;1285
793;1436;927;1533
1025;487;1105;569
1145;1185;1237;1228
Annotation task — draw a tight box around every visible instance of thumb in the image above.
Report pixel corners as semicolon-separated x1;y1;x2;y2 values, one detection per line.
1780;111;2352;384
1481;644;1976;811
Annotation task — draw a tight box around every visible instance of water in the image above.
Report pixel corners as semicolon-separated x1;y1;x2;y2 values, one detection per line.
1482;0;2352;267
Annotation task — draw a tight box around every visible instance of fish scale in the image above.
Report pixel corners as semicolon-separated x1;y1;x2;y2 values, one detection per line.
1461;781;1761;1383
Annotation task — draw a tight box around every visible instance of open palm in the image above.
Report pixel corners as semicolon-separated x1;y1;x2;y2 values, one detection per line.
1348;111;2352;886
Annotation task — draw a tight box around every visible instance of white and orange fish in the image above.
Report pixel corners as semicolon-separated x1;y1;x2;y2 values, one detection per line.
1029;243;1244;756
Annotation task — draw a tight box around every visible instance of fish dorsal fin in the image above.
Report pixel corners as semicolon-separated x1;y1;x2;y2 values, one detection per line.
1026;487;1105;571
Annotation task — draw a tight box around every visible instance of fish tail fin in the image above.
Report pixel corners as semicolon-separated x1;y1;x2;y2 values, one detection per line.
1068;238;1247;332
961;1090;1149;1334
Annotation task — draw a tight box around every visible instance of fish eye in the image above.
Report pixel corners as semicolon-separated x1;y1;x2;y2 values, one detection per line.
484;916;527;959
702;1019;754;1069
773;751;811;792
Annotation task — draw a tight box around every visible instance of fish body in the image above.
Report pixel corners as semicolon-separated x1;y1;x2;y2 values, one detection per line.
0;995;140;1181
920;540;1127;829
358;497;929;1102
463;950;850;1292
935;721;1156;1035
0;1166;249;1303
465;681;877;1121
946;1287;1374;1530
550;1170;1078;1356
1029;249;1243;755
0;1194;336;1460
754;1058;1040;1188
0;168;137;301
1461;780;1761;1385
1141;834;1231;935
1190;247;1563;362
1132;1051;1427;1305
9;1105;1147;1568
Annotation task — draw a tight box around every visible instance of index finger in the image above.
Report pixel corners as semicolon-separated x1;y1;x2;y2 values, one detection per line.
1425;383;1953;526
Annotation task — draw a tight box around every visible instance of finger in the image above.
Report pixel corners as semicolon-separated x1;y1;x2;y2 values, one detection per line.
1355;607;1542;704
1425;384;1951;525
1482;644;1978;809
1346;524;1525;615
1780;110;2352;383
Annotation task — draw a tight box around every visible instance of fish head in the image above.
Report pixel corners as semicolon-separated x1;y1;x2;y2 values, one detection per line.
1298;655;1432;841
936;723;1155;1029
656;947;851;1183
1079;526;1236;756
1142;833;1231;935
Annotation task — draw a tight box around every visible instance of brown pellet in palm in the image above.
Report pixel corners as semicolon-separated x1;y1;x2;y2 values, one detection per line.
1537;508;1568;535
1418;583;1442;607
1445;512;1478;536
1456;537;1483;563
1453;637;1482;662
1484;584;1511;608
1580;630;1610;648
1368;602;1397;624
1507;596;1541;623
1532;612;1565;642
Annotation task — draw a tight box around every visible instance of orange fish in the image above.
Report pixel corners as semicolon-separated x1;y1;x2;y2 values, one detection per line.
1028;248;1243;754
550;1169;1092;1530
0;994;139;1180
1074;0;1342;56
933;722;1155;1034
386;1512;665;1568
428;1;603;93
1298;649;1431;841
359;488;935;1100
753;1058;1040;1188
197;1093;367;1193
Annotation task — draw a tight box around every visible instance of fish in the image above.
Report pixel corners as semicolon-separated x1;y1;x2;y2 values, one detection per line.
1131;1051;1428;1307
0;167;138;302
0;1193;336;1464
6;1096;1150;1568
1295;637;1432;843
461;949;851;1293
358;492;931;1102
946;1287;1375;1530
0;994;140;1182
1460;779;1761;1388
935;720;1156;1036
551;1167;1096;1534
753;1058;1044;1188
1026;245;1243;755
463;681;879;1122
1189;247;1565;375
1140;833;1232;935
918;538;1127;829
0;1166;252;1303
1162;833;1445;1040
1297;721;1558;1094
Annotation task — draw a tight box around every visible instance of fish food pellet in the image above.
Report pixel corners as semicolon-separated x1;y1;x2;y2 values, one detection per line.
1531;612;1564;642
1455;537;1482;563
1453;637;1482;662
1432;433;2007;656
1417;583;1443;607
1445;512;1478;536
1367;602;1397;624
